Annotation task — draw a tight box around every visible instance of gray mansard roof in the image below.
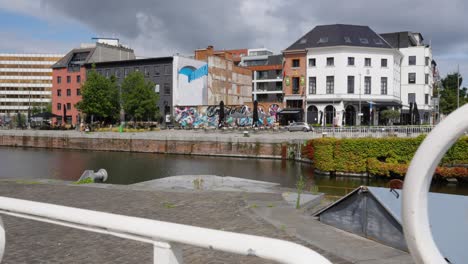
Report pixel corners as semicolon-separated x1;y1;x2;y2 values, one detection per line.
285;24;393;51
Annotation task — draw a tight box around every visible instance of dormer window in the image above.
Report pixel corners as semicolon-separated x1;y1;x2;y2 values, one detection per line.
344;37;352;43
374;39;383;45
300;38;307;44
360;38;369;44
318;37;328;43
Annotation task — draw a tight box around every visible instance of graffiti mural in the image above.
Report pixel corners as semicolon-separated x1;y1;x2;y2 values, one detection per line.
174;104;281;128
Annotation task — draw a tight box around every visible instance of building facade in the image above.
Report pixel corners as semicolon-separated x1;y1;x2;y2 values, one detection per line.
240;49;283;122
279;49;307;124
51;40;135;124
0;53;63;116
381;32;435;124
195;46;252;106
86;57;174;120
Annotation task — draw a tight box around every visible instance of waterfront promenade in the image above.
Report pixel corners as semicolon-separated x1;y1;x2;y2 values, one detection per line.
0;180;412;263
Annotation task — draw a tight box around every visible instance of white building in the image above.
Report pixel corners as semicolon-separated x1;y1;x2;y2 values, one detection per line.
286;24;403;126
381;32;435;124
0;53;64;117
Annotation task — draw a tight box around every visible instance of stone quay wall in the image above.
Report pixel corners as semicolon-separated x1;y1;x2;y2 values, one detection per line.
0;131;305;160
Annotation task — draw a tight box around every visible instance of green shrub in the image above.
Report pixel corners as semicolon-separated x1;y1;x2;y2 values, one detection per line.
303;136;468;178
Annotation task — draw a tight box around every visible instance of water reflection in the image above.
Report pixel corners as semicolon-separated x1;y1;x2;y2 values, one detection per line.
0;147;466;197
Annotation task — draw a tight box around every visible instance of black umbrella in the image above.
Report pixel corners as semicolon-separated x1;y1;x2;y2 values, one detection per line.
252;100;259;127
218;101;225;128
63;106;67;124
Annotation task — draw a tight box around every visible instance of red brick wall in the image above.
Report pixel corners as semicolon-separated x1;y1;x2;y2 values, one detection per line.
283;52;307;96
0;135;292;160
52;67;86;125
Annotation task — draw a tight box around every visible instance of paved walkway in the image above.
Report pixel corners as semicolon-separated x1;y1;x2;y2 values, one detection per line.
0;181;349;264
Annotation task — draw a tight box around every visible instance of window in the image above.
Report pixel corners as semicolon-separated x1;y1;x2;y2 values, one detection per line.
408;73;416;84
67;76;71;83
365;58;371;67
309;77;316;94
326;57;334;66
164;65;171;75
347;76;355;94
308;58;316;67
124;68;130;77
344;37;351;43
348;57;355;66
57;89;62;97
381;77;388;95
105;69;110;78
77;89;81;96
66;103;71;110
144;66;150;77
381;59;388;67
374;38;383;45
57;103;61;110
66;89;71;96
408;93;416;103
135;67;140;72
425;74;429;84
154;66;160;76
425;94;430;105
76;75;81;83
409;56;416;65
292;77;300;94
326;76;334;94
425;57;430;66
163;83;171;95
318;37;328;43
360;38;369;44
57;76;62;84
115;69;121;78
364;77;371;94
292;59;300;68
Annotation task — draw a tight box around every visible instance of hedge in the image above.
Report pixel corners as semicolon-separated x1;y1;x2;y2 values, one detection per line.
302;136;468;178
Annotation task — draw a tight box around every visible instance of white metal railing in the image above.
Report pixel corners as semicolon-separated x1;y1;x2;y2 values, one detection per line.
314;126;434;138
402;104;468;264
0;197;332;264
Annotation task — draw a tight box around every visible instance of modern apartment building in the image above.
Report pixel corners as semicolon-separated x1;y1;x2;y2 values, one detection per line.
240;48;283;122
381;32;435;124
0;53;63;116
85;57;174;119
51;39;135;124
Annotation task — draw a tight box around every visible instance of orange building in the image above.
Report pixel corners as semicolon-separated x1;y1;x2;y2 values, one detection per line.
279;49;307;124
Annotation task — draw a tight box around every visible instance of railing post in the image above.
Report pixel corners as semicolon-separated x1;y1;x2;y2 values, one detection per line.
0;217;4;263
402;104;468;264
153;242;183;264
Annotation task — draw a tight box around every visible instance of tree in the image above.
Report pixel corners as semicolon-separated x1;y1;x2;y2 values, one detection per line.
440;73;468;115
121;71;159;121
31;102;52;115
380;109;400;126
75;68;120;123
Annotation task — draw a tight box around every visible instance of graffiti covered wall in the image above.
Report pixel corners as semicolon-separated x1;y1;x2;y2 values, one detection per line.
174;103;282;128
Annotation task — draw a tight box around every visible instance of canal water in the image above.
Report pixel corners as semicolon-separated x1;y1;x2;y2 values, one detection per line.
0;147;466;197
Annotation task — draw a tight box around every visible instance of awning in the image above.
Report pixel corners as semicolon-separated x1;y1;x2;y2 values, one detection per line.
278;110;301;115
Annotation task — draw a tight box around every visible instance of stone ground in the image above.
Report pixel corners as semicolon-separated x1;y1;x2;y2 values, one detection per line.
0;181;350;264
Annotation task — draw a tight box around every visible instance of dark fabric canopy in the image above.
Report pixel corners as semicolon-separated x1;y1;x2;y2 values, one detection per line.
31;112;61;119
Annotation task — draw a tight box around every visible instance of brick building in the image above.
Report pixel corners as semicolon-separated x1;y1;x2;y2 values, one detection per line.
51;39;134;124
194;46;252;106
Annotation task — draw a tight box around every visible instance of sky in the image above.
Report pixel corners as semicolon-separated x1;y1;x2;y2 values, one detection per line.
0;0;466;85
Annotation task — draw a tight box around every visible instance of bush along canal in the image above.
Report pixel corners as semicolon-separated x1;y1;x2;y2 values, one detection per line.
301;135;468;184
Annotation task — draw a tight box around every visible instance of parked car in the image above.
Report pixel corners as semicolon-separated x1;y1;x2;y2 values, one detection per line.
287;122;312;132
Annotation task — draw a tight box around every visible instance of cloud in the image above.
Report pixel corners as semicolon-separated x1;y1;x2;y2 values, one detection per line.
1;0;467;80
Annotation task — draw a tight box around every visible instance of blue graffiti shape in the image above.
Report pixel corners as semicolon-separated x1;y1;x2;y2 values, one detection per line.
179;64;208;83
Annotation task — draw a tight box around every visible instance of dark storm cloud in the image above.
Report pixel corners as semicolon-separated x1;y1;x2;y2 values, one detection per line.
38;0;467;76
